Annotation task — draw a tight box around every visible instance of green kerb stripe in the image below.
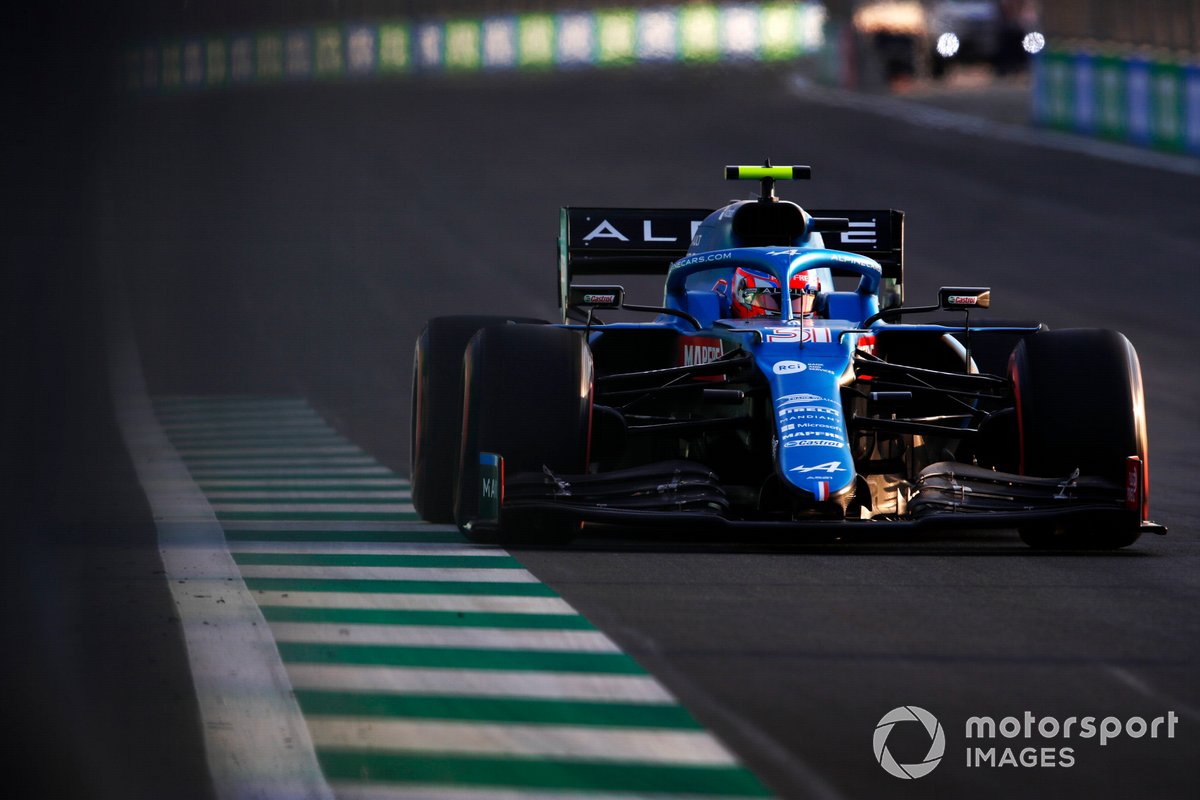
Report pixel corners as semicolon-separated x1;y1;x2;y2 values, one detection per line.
295;690;698;728
225;530;466;543
259;606;593;629
233;553;522;569
218;511;420;521
316;751;770;796
277;642;646;674
245;578;557;596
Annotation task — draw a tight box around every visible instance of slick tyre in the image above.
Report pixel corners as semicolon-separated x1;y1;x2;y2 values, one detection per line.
1009;329;1147;549
455;325;592;545
410;315;544;523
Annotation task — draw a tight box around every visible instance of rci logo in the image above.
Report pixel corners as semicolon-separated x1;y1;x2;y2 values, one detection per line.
874;706;945;780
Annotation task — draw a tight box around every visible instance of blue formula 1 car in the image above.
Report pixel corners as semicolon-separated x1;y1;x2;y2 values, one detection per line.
411;164;1165;548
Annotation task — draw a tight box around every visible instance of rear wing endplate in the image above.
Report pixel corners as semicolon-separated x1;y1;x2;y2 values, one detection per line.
558;206;904;316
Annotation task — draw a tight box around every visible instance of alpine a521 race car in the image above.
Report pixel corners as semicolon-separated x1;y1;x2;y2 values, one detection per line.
411;165;1165;548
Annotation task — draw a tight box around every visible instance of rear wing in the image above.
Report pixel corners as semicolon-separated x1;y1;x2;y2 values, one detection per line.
558;206;904;315
558;208;708;314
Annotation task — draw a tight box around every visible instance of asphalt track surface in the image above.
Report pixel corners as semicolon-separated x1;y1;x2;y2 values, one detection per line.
8;65;1200;798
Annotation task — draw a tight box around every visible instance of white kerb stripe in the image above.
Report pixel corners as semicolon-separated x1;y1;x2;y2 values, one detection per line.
285;664;676;703
177;445;364;457
228;543;501;556
188;466;392;477
213;503;414;513
326;782;761;800
251;591;577;614
307;718;737;765
237;566;540;582
268;622;620;652
108;320;331;795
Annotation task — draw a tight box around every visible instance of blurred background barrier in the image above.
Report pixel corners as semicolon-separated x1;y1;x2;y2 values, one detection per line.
1032;47;1200;156
121;2;827;91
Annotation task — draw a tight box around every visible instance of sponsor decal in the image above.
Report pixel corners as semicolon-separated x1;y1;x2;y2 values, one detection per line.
829;252;881;273
773;360;807;374
784;440;845;448
580;218;702;245
805;362;836;374
766;248;804;257
779;404;839;417
782;430;845;440
765;327;834;343
679;337;723;368
782;424;844;435
675;251;733;268
841;220;878;247
856;334;877;357
582;219;629;242
947;295;979;306
582;293;616;305
790;461;846;473
776;393;824;407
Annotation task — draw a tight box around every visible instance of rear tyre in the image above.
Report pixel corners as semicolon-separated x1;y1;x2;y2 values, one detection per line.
410;315;545;522
1010;329;1146;549
456;325;592;545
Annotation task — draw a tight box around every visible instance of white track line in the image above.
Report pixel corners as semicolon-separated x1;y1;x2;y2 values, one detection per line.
106;303;332;798
287;665;677;703
307;718;737;764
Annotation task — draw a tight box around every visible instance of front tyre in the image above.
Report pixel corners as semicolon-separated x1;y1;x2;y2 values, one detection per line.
1010;329;1147;549
455;325;592;545
410;315;544;522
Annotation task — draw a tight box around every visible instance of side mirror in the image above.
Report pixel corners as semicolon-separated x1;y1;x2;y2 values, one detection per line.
567;284;624;310
939;287;991;311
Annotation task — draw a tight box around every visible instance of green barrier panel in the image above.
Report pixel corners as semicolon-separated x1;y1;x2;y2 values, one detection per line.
518;14;556;68
378;23;410;73
596;10;637;65
1044;51;1073;129
315;26;344;78
256;32;285;81
446;19;483;70
761;3;802;60
1095;55;1126;140
162;42;182;89
680;5;720;62
205;38;228;87
1151;61;1186;152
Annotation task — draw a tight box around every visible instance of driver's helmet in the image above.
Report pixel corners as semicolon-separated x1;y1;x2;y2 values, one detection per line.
729;266;822;319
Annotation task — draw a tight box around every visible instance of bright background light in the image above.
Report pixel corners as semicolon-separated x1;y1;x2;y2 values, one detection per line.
936;32;960;58
1023;31;1045;54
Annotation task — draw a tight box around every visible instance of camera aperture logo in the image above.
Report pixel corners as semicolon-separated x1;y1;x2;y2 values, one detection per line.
874;706;946;779
873;707;1181;778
